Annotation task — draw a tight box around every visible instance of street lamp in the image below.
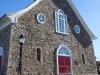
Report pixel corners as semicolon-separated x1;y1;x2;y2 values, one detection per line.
18;34;25;74
19;34;25;44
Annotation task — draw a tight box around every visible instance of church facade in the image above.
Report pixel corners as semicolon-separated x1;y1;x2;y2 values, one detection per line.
0;0;97;75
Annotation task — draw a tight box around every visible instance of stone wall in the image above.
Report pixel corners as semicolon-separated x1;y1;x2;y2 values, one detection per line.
6;0;97;75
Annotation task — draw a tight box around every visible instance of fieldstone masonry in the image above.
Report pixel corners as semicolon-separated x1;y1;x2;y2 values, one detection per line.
0;0;97;75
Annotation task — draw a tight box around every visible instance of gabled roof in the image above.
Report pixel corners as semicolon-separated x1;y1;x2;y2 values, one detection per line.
7;0;42;23
0;0;97;40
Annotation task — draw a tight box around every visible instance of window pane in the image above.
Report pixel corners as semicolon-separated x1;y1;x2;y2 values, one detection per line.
59;14;64;19
56;18;59;31
59;19;65;33
59;14;62;18
58;47;69;55
64;16;67;33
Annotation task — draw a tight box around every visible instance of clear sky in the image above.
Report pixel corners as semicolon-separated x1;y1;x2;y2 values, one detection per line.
0;0;33;16
0;0;100;60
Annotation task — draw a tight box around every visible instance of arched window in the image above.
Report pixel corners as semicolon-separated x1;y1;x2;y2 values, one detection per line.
55;9;68;34
57;44;72;74
37;48;41;61
82;54;86;64
0;47;3;70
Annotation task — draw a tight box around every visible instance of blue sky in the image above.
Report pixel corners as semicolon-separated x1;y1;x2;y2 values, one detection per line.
0;0;33;16
0;0;100;60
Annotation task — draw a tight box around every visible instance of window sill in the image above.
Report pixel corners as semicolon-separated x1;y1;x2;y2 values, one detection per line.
56;31;69;36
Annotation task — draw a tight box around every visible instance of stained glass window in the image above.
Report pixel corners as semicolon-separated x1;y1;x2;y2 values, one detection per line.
58;47;69;55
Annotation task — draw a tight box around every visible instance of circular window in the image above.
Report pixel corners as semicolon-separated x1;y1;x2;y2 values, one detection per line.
74;25;80;34
37;13;46;24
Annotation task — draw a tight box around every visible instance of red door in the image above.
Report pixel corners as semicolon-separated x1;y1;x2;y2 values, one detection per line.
58;56;71;74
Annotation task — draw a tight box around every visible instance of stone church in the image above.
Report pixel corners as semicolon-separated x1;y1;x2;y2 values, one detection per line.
0;0;97;75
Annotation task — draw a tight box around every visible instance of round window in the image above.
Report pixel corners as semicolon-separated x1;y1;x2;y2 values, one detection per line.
74;25;80;34
37;13;46;24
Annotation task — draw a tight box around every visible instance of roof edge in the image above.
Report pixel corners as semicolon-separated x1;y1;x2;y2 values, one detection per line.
0;16;12;30
67;0;97;40
0;0;97;40
7;0;42;23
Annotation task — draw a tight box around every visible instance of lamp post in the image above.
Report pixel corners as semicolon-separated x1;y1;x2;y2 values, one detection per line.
18;34;25;74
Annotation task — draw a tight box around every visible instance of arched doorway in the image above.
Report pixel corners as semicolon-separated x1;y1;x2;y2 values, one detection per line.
57;44;72;75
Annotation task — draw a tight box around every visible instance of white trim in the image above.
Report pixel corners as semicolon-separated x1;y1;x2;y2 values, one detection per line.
55;9;69;35
58;54;70;57
74;25;80;34
58;9;64;15
57;44;72;56
37;13;46;24
67;0;97;40
56;44;73;74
